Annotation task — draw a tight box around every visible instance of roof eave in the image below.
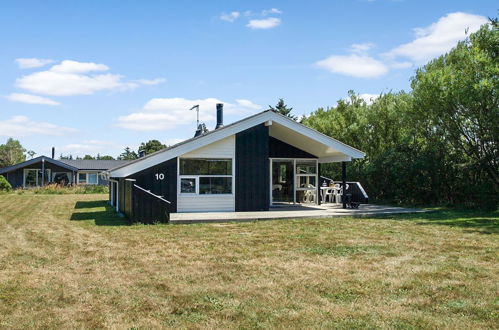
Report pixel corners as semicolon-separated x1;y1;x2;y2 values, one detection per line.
109;110;365;178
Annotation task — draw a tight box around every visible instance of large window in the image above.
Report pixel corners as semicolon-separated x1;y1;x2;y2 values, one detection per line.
179;158;233;195
199;177;232;194
53;172;71;185
24;169;51;187
180;159;231;175
88;173;98;185
78;173;87;184
24;169;37;187
78;172;99;185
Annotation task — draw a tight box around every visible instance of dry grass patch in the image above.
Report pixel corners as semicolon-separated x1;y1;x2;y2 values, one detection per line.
0;194;497;329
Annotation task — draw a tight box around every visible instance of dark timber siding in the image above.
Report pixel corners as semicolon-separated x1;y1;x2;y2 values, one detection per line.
124;180;133;217
3;162;76;188
235;124;270;211
127;157;178;213
99;177;109;186
269;136;317;159
118;178;125;213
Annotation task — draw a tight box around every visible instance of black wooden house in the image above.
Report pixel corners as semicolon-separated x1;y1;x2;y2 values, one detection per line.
0;156;131;188
104;105;365;222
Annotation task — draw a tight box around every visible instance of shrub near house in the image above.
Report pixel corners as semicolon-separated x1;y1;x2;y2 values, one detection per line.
0;175;12;192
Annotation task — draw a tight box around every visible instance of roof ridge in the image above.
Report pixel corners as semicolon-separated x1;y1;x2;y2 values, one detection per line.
106;109;273;173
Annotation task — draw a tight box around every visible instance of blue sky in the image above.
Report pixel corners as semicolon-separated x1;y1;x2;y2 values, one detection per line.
0;0;495;158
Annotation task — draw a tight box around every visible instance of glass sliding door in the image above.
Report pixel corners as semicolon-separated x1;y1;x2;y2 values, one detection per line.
24;169;37;187
37;169;51;186
271;159;294;203
23;168;51;187
295;160;317;204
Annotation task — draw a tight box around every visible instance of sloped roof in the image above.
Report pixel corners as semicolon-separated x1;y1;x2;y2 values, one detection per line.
106;110;365;178
59;159;132;170
0;157;133;174
0;156;79;174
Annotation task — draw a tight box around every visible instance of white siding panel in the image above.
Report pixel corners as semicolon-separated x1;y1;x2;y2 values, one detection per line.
177;135;235;212
177;195;235;212
182;135;235;158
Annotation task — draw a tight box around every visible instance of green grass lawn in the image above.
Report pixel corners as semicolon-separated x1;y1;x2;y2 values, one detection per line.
0;194;497;329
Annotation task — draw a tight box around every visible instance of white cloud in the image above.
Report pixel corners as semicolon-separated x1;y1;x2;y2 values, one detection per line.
387;12;488;63
358;93;380;105
164;138;186;146
220;11;240;22
134;78;166;85
0;116;76;137
16;71;135;96
350;43;375;53
316;54;388;78
57;140;125;157
14;60;146;96
49;60;109;73
341;93;380;106
388;61;413;69
15;58;54;69
235;99;261;110
262;8;282;16
116;97;262;131
247;17;281;29
316;12;486;78
5;93;60;106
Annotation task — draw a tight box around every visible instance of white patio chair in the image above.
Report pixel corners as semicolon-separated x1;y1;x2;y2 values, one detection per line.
335;184;349;204
323;188;334;203
303;184;316;203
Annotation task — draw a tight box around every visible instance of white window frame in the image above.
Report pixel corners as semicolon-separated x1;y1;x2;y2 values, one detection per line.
295;160;318;191
177;158;234;196
269;158;318;205
78;171;99;185
87;173;98;185
23;168;52;188
78;172;87;184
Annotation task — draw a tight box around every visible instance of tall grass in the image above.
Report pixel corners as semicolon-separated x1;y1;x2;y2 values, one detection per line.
0;194;497;329
13;184;109;195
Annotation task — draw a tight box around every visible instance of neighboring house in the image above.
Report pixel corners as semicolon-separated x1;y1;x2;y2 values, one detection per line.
104;104;365;218
0;156;132;188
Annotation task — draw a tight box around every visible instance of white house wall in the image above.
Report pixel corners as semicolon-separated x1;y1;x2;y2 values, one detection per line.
181;135;235;159
177;135;235;212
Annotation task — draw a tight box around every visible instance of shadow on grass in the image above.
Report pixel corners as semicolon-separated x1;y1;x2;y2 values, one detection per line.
71;200;130;226
373;209;499;234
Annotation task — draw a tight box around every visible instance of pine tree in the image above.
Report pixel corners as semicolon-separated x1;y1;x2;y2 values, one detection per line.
269;98;297;120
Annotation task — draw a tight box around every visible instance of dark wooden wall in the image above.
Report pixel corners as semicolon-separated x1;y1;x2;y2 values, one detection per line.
235;124;270;211
118;178;125;213
3;162;76;188
124;180;133;217
269;137;317;159
126;157;178;213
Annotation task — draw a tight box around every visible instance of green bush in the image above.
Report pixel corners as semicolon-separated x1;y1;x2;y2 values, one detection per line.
79;185;109;194
0;175;12;192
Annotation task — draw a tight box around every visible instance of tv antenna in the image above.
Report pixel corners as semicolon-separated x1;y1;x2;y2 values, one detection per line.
189;104;200;127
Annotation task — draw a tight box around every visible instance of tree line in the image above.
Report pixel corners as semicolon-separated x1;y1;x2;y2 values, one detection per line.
0;139;168;165
1;20;496;208
301;20;498;209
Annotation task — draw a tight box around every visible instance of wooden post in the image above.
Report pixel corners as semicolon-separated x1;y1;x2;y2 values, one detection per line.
342;161;347;209
317;163;321;205
41;158;45;186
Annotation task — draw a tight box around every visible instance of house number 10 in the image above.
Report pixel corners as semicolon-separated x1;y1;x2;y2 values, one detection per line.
155;173;165;180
